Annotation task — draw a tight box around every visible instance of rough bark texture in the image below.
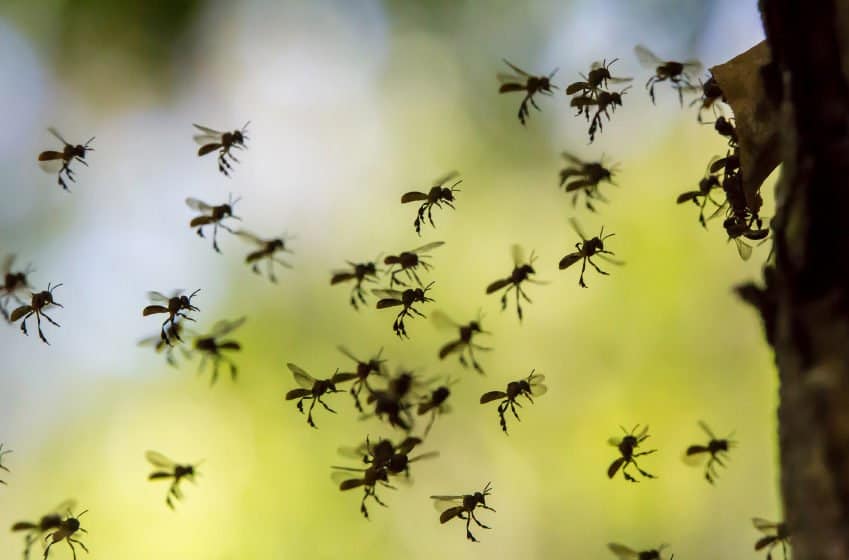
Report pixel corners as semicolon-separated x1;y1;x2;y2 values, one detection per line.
757;1;849;558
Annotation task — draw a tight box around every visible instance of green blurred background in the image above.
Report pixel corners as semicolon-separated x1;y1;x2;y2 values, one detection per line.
0;1;778;559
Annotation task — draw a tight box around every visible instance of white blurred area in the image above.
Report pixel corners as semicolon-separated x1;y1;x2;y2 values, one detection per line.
0;1;776;560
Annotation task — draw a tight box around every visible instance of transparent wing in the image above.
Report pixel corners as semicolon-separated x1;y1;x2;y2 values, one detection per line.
192;124;223;136
497;72;525;85
681;60;703;75
698;420;717;439
49;499;78;517
430;495;463;511
337;346;362;363
207;317;246;338
608;543;640;560
502;59;531;77
233;229;266;246
561;152;585;166
511;244;525;266
433;171;459;187
145;450;177;469
636;425;650;439
2;254;14;275
38;158;65;174
373;289;404;299
634;45;663;68
530;383;548;397
47;127;69;146
431;310;460;330
331;469;363;485
411;241;445;254
569;217;588;241
146;291;171;303
287;363;316;388
752;518;780;535
186;197;214;212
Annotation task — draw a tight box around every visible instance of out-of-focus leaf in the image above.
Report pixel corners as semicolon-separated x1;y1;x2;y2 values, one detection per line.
711;41;780;212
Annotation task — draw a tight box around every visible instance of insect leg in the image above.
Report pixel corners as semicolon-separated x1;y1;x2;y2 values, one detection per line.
210;356;220;386
424;410;437;436
212;223;221;253
19;310;34;336
630;457;656;479
586;256;609;276
69;538;88;555
317;396;337;414
579;256;589;288
509;399;522;422
41;311;60;327
529;93;541;112
306;398;318;428
43;538;55;560
409;267;423;287
464;513;478;542
427;204;436;228
34;311;49;344
470;510;491;529
497;400;509;433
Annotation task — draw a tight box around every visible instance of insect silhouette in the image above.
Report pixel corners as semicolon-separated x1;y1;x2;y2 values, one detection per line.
37;128;94;192
559;219;622;288
676;159;723;228
691;74;726;122
486;245;544;321
713;115;738;147
683;421;736;484
752;518;790;560
418;378;456;435
146;451;201;509
383;241;444;287
708;154;769;260
634;45;702;105
11;500;76;560
336;346;385;412
338;436;419;468
330;259;380;310
1;255;34;321
285;363;356;428
142;289;201;345
374;283;435;339
432;310;491;374
565;58;632;97
186;195;241;253
42;509;88;560
431;482;496;542
9;282;63;344
401;172;462;235
331;464;394;519
189;317;246;385
138;319;185;367
498;59;558;125
365;369;419;430
570;87;630;143
480;370;547;434
192;122;249;176
234;230;294;283
559;153;618;211
0;443;10;484
608;542;670;560
607;424;658;482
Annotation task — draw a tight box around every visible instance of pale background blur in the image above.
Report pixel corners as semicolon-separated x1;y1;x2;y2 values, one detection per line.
0;1;777;559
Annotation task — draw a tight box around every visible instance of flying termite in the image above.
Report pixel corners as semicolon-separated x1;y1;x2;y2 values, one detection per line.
485;245;544;321
431;482;496;542
400;172;462;235
192;122;249;176
558;218;622;288
479;370;547;434
146;450;202;509
188;317;246;385
186;194;241;253
498;60;558;125
37;128;94;192
9;282;63;344
285;363;356;429
142;289;201;345
432;310;491;374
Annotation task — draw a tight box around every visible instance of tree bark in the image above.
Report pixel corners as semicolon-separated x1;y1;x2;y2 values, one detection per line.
755;1;849;558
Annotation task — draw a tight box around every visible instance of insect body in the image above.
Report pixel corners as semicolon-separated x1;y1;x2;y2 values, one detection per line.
691;74;726;122
559;219;622;288
142;289;201;345
42;509;88;560
366;370;419;430
0;443;10;484
189;317;246;385
559;153;618;211
486;245;543;321
570;87;630;143
330;260;379;309
138;320;185;367
192;122;249;176
684;421;736;484
498;59;558;125
608;542;669;560
566;58;632;97
234;230;294;283
332;464;394;519
336;346;385;412
417;379;456;436
401;172;462;235
186;195;241;253
752;518;790;560
37;128;94;192
10;283;63;344
383;241;444;287
1;255;33;321
11;500;76;560
676;159;724;228
146;451;201;509
634;45;702;105
285;363;356;428
607;424;657;482
374;283;435;339
431;482;495;542
432;311;491;374
480;370;547;434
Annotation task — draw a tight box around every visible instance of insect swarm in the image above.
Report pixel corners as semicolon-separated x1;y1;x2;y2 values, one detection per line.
683;421;736;484
192;122;249;176
11;499;77;560
0;443;10;484
330;259;379;309
336;346;386;412
373;283;435;339
608;542;670;560
432;310;491;374
634;44;702;106
9;282;63;344
42;509;88;560
400;172;462;235
431;482;496;542
498;59;558;125
485;244;543;321
383;241;444;287
1;254;33;321
37;128;94;192
285;363;356;428
142;289;201;345
146;451;201;509
752;518;790;560
607;424;658;482
559;218;622;288
559;153;618;211
188;317;246;385
480;370;547;434
235;230;295;283
186;194;242;253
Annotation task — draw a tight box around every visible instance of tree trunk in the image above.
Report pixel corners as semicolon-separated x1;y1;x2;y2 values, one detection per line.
754;1;849;558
